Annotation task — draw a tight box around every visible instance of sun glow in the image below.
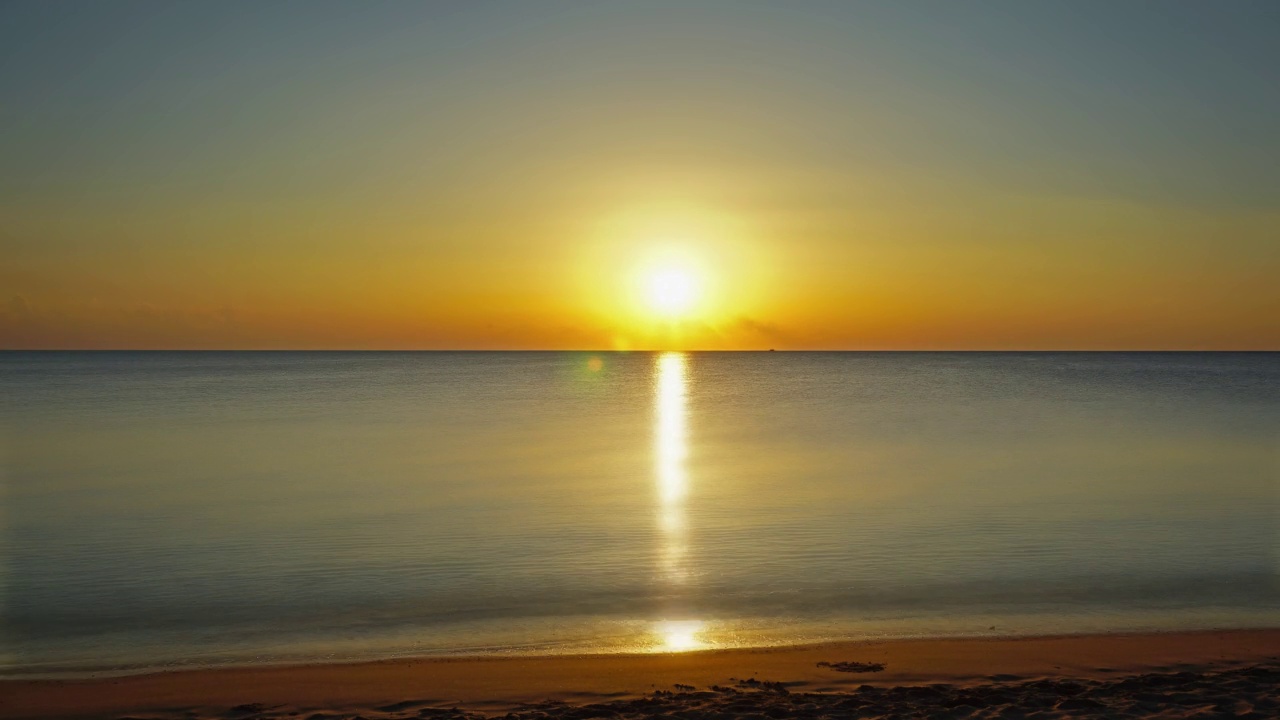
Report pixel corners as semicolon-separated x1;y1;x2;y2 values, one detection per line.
584;206;774;347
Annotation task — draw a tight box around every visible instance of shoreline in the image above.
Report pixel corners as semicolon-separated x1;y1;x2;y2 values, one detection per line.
6;623;1280;682
3;628;1277;719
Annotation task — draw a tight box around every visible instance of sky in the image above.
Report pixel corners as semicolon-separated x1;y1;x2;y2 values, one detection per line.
1;0;1277;350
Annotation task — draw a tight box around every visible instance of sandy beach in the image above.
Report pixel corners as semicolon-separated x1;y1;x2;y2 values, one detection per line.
3;629;1277;719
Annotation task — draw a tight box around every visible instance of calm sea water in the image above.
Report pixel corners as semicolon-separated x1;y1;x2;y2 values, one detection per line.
1;352;1276;676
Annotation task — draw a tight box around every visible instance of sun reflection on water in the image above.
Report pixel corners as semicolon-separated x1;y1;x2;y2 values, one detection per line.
656;619;708;652
656;353;688;504
652;352;705;652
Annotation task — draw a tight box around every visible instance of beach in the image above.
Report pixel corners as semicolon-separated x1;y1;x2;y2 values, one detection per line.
3;629;1277;719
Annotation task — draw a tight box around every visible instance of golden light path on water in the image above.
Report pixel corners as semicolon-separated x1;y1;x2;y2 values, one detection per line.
653;352;708;652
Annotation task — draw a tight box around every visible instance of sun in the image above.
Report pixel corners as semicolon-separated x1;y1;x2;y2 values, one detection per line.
607;241;722;331
644;266;699;318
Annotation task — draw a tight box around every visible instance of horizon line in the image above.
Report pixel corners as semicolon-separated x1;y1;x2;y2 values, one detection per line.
2;348;1277;353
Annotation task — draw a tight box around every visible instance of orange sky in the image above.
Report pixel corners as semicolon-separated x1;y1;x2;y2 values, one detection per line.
2;3;1277;350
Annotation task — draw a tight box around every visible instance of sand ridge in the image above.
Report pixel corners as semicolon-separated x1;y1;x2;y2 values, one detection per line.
309;664;1276;720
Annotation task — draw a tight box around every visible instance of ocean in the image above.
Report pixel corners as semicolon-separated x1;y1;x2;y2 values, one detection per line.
1;351;1276;677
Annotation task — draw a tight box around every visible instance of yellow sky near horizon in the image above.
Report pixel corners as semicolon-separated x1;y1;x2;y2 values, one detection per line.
5;172;1276;350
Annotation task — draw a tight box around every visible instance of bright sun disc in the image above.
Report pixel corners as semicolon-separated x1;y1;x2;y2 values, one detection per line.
646;268;697;317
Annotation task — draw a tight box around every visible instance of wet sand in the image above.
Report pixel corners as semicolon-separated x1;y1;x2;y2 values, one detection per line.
2;629;1277;719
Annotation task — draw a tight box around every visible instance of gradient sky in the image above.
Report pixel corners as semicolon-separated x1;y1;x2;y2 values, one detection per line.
2;0;1277;349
